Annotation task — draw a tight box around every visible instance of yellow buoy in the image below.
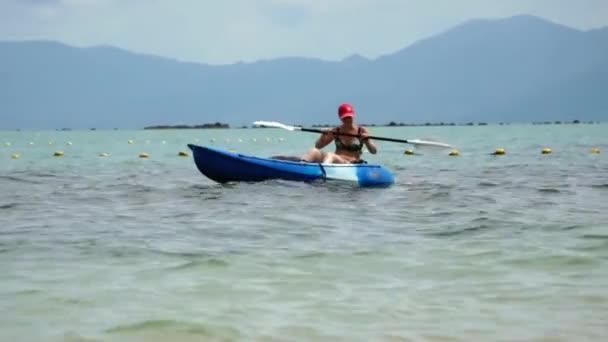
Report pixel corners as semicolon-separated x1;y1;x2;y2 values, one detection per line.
178;151;189;157
591;147;600;154
11;154;20;159
128;140;134;144
493;148;506;155
139;152;149;158
449;149;460;156
99;153;109;157
541;147;552;154
404;149;414;155
4;142;10;147
54;151;64;157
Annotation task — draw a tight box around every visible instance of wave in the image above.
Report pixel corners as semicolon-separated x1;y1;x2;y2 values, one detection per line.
0;175;42;184
0;203;18;209
506;253;599;267
537;188;562;193
581;234;608;240
164;258;230;271
105;319;241;339
429;224;491;237
561;224;586;231
590;184;608;189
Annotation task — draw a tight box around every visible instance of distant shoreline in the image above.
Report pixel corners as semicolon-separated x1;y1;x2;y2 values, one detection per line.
142;119;598;130
0;120;601;131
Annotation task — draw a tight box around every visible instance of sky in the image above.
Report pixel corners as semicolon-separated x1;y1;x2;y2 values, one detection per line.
1;0;607;65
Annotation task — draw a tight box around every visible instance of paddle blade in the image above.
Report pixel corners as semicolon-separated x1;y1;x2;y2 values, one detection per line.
407;139;453;149
253;121;300;131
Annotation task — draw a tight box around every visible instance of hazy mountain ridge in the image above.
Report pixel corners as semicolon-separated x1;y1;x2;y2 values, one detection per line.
1;15;606;129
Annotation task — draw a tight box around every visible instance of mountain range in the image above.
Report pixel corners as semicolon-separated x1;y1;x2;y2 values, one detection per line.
1;15;607;129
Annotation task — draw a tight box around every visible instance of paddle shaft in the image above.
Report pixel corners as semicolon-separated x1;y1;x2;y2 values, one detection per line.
299;127;413;144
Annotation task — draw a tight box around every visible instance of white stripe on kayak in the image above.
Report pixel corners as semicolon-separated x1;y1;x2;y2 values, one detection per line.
321;164;360;182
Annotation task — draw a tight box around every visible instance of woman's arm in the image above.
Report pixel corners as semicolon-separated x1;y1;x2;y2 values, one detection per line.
360;127;377;154
315;128;336;149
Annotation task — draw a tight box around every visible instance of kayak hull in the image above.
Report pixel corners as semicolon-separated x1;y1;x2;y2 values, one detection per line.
187;144;394;187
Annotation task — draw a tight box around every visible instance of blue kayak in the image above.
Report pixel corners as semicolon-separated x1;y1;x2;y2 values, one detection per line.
187;144;394;187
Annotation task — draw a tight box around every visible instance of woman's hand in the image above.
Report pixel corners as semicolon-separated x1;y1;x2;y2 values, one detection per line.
321;128;335;138
360;130;370;141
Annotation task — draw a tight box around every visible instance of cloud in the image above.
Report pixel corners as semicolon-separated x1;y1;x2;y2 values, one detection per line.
17;0;60;4
1;0;607;65
16;0;109;4
257;3;313;28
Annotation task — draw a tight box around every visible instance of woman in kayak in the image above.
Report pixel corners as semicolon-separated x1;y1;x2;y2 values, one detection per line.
301;103;377;163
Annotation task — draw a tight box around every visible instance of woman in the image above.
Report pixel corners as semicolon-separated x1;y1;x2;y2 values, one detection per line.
301;103;377;163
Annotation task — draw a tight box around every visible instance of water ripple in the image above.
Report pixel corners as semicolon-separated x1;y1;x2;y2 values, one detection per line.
1;128;607;341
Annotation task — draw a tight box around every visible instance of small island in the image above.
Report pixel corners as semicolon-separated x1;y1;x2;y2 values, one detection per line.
144;122;230;129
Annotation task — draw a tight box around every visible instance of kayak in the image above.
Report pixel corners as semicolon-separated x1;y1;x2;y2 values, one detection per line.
187;144;394;187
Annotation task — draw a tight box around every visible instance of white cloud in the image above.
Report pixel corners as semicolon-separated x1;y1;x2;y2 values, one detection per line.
1;0;606;64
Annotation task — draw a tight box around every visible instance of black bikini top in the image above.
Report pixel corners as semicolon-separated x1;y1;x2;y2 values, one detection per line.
334;126;364;152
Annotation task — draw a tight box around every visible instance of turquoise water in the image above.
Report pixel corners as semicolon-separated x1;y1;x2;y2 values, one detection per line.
1;124;607;341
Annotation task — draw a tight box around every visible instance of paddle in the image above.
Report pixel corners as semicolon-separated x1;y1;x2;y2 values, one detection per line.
253;121;453;148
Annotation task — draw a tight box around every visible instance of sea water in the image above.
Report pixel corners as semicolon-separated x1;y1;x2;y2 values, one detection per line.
1;124;607;341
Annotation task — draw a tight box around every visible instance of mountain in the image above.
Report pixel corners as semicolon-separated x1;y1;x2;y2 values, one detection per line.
1;15;607;129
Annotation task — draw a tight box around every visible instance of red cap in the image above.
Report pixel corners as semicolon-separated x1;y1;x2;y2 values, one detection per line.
338;103;354;119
